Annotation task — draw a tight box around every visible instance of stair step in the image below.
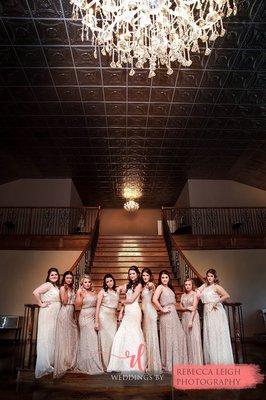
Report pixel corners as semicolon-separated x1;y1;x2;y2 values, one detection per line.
92;267;171;274
98;239;165;246
95;251;168;257
99;235;163;238
97;247;166;252
97;244;166;248
91;272;173;279
92;280;181;287
94;256;169;262
93;262;170;268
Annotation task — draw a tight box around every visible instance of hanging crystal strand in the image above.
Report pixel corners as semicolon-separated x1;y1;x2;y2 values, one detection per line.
220;18;226;37
186;47;192;67
110;49;116;68
233;0;237;15
93;39;97;58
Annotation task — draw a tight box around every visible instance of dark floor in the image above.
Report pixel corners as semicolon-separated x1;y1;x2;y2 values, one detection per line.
0;341;265;400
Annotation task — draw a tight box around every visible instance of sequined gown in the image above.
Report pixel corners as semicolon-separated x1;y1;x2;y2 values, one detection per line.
200;284;234;364
35;283;61;378
159;286;188;372
98;289;119;370
141;286;162;374
107;288;147;373
181;292;203;365
75;293;103;374
54;289;78;378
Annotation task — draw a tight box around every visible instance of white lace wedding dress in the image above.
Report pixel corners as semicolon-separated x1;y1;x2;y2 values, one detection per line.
107;288;147;373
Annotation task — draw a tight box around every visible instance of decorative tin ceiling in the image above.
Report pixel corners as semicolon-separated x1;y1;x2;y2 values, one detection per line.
0;0;265;207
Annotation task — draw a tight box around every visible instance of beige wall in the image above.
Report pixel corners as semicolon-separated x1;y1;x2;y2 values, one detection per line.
176;179;266;207
0;250;81;316
0;179;83;207
70;181;83;207
183;249;266;337
175;181;190;207
100;209;161;235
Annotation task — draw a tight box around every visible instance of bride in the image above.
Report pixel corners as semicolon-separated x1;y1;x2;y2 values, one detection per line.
107;266;147;373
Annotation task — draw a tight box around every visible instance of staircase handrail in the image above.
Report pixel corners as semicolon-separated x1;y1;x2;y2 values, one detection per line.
70;206;101;273
162;207;204;283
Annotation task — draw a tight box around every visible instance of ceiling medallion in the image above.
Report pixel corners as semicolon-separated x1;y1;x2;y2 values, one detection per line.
124;199;140;212
71;0;237;77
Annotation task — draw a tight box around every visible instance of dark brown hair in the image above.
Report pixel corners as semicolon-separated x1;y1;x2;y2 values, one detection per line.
158;270;175;293
46;267;60;287
140;267;154;286
206;269;219;285
103;274;117;292
61;270;74;288
126;266;141;292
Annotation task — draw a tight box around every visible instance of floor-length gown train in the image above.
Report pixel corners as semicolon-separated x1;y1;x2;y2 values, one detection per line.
181;292;203;365
35;283;61;378
141;286;162;374
98;289;119;370
200;284;234;364
75;293;103;374
159;287;188;372
54;289;78;378
107;288;147;372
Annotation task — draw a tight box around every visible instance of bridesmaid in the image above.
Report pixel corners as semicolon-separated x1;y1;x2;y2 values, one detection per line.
54;271;78;378
197;269;234;364
95;274;119;370
153;270;188;372
180;278;203;365
33;267;61;378
75;274;103;374
141;268;162;374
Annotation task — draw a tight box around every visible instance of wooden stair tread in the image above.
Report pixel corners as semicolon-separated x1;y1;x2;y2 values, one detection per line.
99;235;162;238
93;261;170;266
97;243;166;248
95;251;168;256
92;277;179;287
96;247;167;251
91;273;173;279
94;256;169;260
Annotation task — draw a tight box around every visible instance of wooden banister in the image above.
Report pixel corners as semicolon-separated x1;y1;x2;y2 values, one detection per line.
70;206;101;279
162;207;204;284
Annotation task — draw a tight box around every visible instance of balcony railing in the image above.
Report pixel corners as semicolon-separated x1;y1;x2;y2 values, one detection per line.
0;207;99;236
163;207;266;236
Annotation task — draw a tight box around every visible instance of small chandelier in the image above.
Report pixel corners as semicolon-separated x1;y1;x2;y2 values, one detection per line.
71;0;237;77
124;200;140;212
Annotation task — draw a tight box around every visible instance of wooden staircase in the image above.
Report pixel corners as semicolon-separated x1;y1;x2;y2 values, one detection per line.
91;235;182;295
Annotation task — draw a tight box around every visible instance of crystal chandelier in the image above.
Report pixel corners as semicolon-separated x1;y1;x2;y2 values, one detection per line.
71;0;237;77
124;200;140;212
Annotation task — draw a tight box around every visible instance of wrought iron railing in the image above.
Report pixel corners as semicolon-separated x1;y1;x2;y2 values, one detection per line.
71;207;101;289
162;208;247;363
162;208;204;286
163;207;266;236
0;207;99;236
